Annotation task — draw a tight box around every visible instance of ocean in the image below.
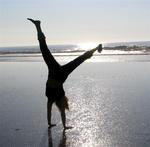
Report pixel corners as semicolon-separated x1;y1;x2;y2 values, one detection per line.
0;41;150;63
0;41;150;147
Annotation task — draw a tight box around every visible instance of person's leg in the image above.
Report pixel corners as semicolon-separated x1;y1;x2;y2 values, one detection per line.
47;100;56;128
62;48;96;78
27;18;60;71
62;44;102;79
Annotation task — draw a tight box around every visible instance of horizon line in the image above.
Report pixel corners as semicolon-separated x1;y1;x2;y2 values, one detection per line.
0;40;150;48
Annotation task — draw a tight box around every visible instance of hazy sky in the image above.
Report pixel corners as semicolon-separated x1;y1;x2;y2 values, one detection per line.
0;0;150;46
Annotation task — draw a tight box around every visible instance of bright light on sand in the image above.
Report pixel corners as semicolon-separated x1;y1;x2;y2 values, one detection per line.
78;42;98;50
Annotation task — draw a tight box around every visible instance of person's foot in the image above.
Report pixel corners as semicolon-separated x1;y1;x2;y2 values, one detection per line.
27;18;41;26
96;44;103;53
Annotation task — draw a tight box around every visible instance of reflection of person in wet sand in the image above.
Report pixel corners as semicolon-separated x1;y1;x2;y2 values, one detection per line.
47;129;66;147
28;18;102;129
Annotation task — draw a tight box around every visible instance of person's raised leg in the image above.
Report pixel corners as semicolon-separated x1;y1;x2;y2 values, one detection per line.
27;18;42;34
27;18;60;70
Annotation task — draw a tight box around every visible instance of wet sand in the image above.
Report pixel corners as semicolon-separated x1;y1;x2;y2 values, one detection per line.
0;58;150;147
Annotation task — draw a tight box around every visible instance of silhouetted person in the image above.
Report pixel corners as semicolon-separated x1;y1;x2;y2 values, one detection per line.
27;18;102;129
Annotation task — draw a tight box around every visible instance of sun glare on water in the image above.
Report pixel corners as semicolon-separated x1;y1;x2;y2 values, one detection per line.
78;42;98;50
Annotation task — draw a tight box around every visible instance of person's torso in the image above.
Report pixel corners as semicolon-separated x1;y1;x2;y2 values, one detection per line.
45;77;65;100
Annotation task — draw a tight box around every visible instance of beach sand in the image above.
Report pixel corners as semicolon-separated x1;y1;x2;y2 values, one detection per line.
0;57;150;147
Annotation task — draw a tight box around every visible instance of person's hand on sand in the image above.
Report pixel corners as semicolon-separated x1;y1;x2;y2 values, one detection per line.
64;126;73;130
48;124;57;129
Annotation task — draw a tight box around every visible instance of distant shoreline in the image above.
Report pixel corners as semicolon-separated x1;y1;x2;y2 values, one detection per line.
0;52;150;57
0;41;150;55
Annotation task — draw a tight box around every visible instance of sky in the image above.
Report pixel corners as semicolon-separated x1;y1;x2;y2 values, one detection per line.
0;0;150;47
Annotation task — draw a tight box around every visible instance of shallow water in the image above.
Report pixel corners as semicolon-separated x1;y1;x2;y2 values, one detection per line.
0;56;150;147
0;54;150;63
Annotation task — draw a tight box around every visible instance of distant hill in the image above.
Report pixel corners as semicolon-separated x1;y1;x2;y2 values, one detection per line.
103;41;150;53
104;41;150;47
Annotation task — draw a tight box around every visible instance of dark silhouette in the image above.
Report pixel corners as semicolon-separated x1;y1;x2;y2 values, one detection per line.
27;18;102;129
48;129;53;147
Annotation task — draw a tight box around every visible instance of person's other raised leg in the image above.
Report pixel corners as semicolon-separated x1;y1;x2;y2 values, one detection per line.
62;44;102;78
62;48;96;78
